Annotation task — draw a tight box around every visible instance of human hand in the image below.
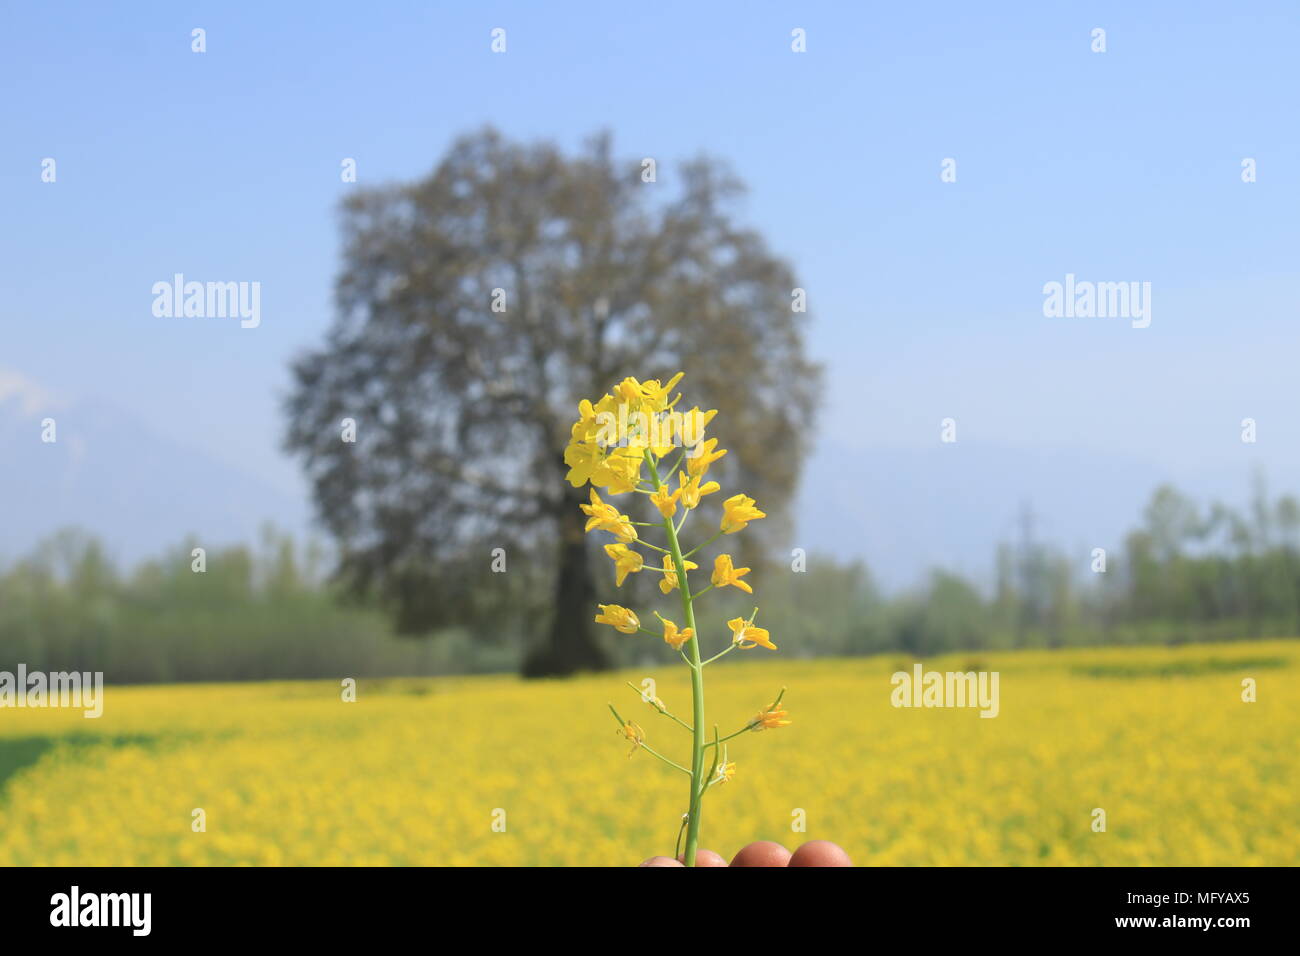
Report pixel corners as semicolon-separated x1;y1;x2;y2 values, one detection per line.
638;840;852;867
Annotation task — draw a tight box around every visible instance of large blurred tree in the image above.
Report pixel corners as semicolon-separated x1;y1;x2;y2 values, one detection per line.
284;128;821;676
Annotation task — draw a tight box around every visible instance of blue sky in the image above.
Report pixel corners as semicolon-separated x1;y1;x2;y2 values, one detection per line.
2;1;1297;583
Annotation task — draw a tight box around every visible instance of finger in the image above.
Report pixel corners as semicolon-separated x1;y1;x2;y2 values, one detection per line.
730;840;792;867
639;856;685;867
788;840;853;867
678;848;728;867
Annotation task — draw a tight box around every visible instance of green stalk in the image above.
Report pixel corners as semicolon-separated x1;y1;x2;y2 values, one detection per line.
647;452;706;866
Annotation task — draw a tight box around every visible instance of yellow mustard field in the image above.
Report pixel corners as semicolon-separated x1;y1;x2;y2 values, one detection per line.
1;640;1296;866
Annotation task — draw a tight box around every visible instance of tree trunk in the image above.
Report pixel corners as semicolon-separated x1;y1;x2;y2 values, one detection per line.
522;491;610;677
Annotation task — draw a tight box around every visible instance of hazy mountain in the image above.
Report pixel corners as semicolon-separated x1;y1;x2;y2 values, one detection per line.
796;440;1269;592
0;372;309;565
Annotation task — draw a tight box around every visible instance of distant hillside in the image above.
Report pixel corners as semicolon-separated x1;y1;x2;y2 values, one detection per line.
0;372;309;564
797;439;1272;591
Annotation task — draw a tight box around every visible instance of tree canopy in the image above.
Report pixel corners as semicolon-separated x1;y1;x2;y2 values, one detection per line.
284;128;821;675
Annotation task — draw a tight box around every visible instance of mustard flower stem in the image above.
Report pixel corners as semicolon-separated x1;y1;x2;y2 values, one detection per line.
703;726;753;747
625;682;694;734
647;452;706;867
699;643;738;667
608;703;690;775
682;532;723;559
699;725;721;800
639;742;691;775
659;712;695;734
659;449;687;485
674;814;689;861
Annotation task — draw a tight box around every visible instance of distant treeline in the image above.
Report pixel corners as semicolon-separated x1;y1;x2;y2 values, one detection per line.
0;528;515;684
993;479;1300;651
3;481;1298;682
771;479;1300;658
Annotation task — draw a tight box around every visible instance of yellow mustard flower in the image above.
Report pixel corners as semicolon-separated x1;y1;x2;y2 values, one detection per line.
677;406;717;449
686;437;727;478
595;604;640;634
643;371;684;411
649;417;677;458
660;618;694;651
615;372;683;414
727;616;777;650
650;483;681;518
587;392;623;448
614;376;646;406
677;472;720;510
596;448;643;495
569;397;601;442
603;543;644;586
711;554;753;594
570;372;793;868
752;702;791;731
659;554;698;594
580;490;637;543
618;721;645;757
563;440;603;487
720;493;766;534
